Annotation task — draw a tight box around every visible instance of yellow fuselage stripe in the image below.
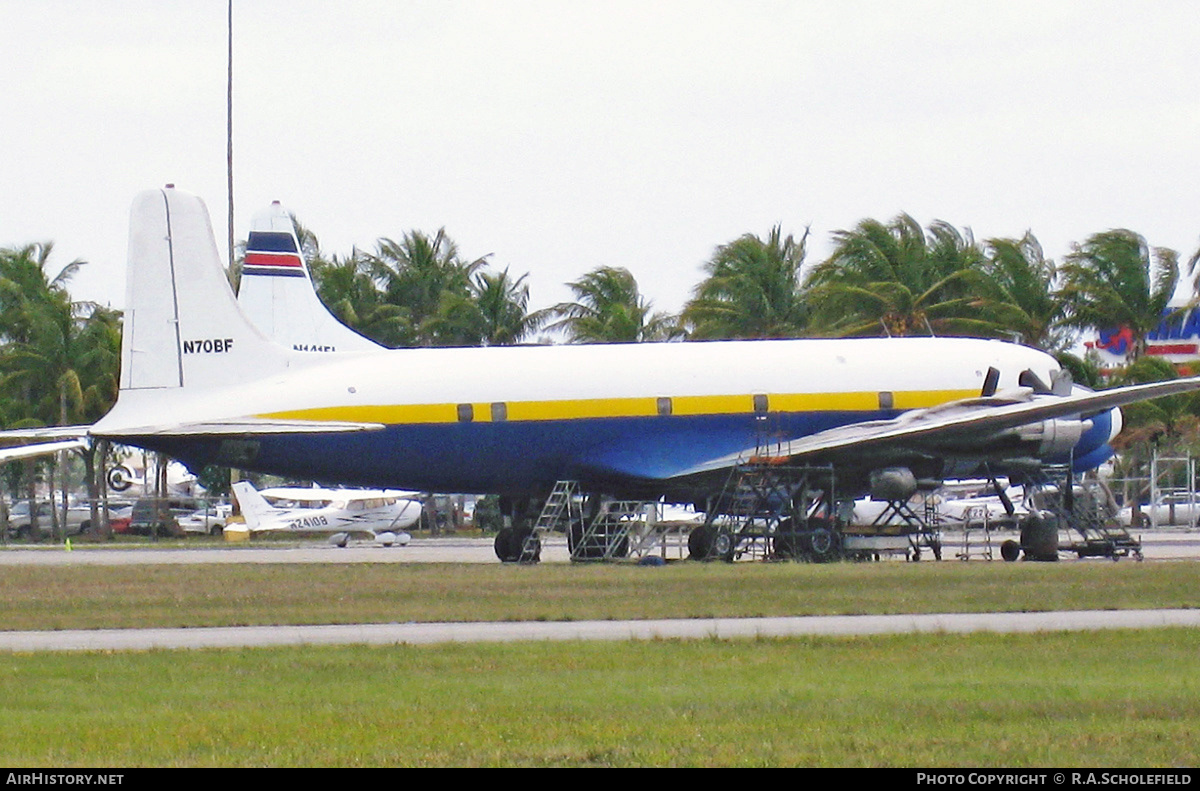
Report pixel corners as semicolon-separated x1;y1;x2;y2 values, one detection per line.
261;389;977;425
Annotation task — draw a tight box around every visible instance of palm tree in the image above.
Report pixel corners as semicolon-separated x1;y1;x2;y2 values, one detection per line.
975;233;1069;351
682;226;810;339
548;266;678;343
309;250;410;347
429;267;547;346
1104;356;1200;515
1059;230;1179;362
366;229;487;346
1108;356;1200;449
0;244;120;537
805;215;996;338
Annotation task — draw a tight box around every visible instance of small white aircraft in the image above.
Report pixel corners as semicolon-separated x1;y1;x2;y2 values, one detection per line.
7;186;1200;562
231;481;419;544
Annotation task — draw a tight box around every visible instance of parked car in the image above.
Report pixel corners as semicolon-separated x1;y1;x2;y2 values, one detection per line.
176;504;232;536
108;504;134;534
1117;494;1200;528
127;496;207;537
4;501;93;539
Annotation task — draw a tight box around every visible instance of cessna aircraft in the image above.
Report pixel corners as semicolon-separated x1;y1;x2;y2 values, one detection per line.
11;186;1200;561
231;481;419;543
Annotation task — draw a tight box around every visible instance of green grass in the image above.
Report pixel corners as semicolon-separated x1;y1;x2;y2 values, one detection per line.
3;559;1198;766
0;559;1197;631
1;630;1198;767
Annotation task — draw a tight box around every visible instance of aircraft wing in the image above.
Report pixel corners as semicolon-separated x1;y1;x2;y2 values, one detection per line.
671;375;1200;478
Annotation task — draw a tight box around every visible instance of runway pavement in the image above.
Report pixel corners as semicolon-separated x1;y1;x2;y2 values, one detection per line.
1;609;1199;653
0;528;1197;565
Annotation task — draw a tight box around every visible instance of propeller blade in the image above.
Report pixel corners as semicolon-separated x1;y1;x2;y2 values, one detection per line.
1018;368;1052;394
981;366;1000;397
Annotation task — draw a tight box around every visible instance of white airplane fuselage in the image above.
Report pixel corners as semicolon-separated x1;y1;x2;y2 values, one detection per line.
103;334;1094;500
235;483;421;535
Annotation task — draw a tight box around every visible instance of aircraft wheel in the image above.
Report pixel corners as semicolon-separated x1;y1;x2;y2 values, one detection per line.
568;521;598;560
1000;539;1021;562
712;528;736;562
566;521;585;557
515;528;541;563
772;519;801;559
688;524;721;561
494;527;518;562
803;522;842;563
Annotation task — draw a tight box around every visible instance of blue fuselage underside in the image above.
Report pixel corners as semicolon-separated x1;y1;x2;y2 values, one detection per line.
126;407;1111;499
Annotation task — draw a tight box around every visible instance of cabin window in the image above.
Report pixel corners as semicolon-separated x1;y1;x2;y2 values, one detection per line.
657;397;672;416
457;403;474;422
878;391;894;410
753;394;769;414
491;402;508;421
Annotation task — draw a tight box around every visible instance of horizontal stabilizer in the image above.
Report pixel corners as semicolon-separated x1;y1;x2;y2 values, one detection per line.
0;439;88;463
0;425;92;441
95;417;384;438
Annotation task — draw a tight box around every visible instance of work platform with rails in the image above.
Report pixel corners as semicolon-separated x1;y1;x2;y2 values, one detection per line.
493;462;1143;565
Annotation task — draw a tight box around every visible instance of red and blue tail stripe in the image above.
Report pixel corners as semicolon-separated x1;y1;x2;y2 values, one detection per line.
243;231;306;278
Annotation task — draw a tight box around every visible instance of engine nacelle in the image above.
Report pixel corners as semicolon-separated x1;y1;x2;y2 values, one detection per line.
1013;417;1089;458
869;467;918;501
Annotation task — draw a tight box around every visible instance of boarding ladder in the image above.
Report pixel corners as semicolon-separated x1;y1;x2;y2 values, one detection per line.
520;480;582;564
570;499;650;561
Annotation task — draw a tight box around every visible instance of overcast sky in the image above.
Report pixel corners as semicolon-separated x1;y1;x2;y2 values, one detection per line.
2;0;1198;316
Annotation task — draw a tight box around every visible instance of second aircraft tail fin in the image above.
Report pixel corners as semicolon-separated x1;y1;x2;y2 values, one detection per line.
238;201;383;353
231;481;274;531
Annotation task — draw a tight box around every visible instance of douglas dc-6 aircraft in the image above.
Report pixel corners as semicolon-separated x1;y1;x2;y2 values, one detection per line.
8;187;1200;561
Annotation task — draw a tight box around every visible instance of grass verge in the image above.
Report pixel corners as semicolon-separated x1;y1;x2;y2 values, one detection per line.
1;559;1197;631
1;629;1197;767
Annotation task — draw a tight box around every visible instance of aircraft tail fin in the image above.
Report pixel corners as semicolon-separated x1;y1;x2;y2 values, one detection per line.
231;481;273;531
119;186;291;393
237;201;383;353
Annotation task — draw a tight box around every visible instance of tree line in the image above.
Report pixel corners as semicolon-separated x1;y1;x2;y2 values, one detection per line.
2;213;1199;530
273;214;1193;365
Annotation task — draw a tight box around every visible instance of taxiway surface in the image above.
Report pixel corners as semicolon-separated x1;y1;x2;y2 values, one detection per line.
0;529;1197;565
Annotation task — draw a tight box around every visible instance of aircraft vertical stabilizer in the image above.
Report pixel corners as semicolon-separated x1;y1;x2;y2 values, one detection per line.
237;201;383;353
231;481;273;530
120;187;291;393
